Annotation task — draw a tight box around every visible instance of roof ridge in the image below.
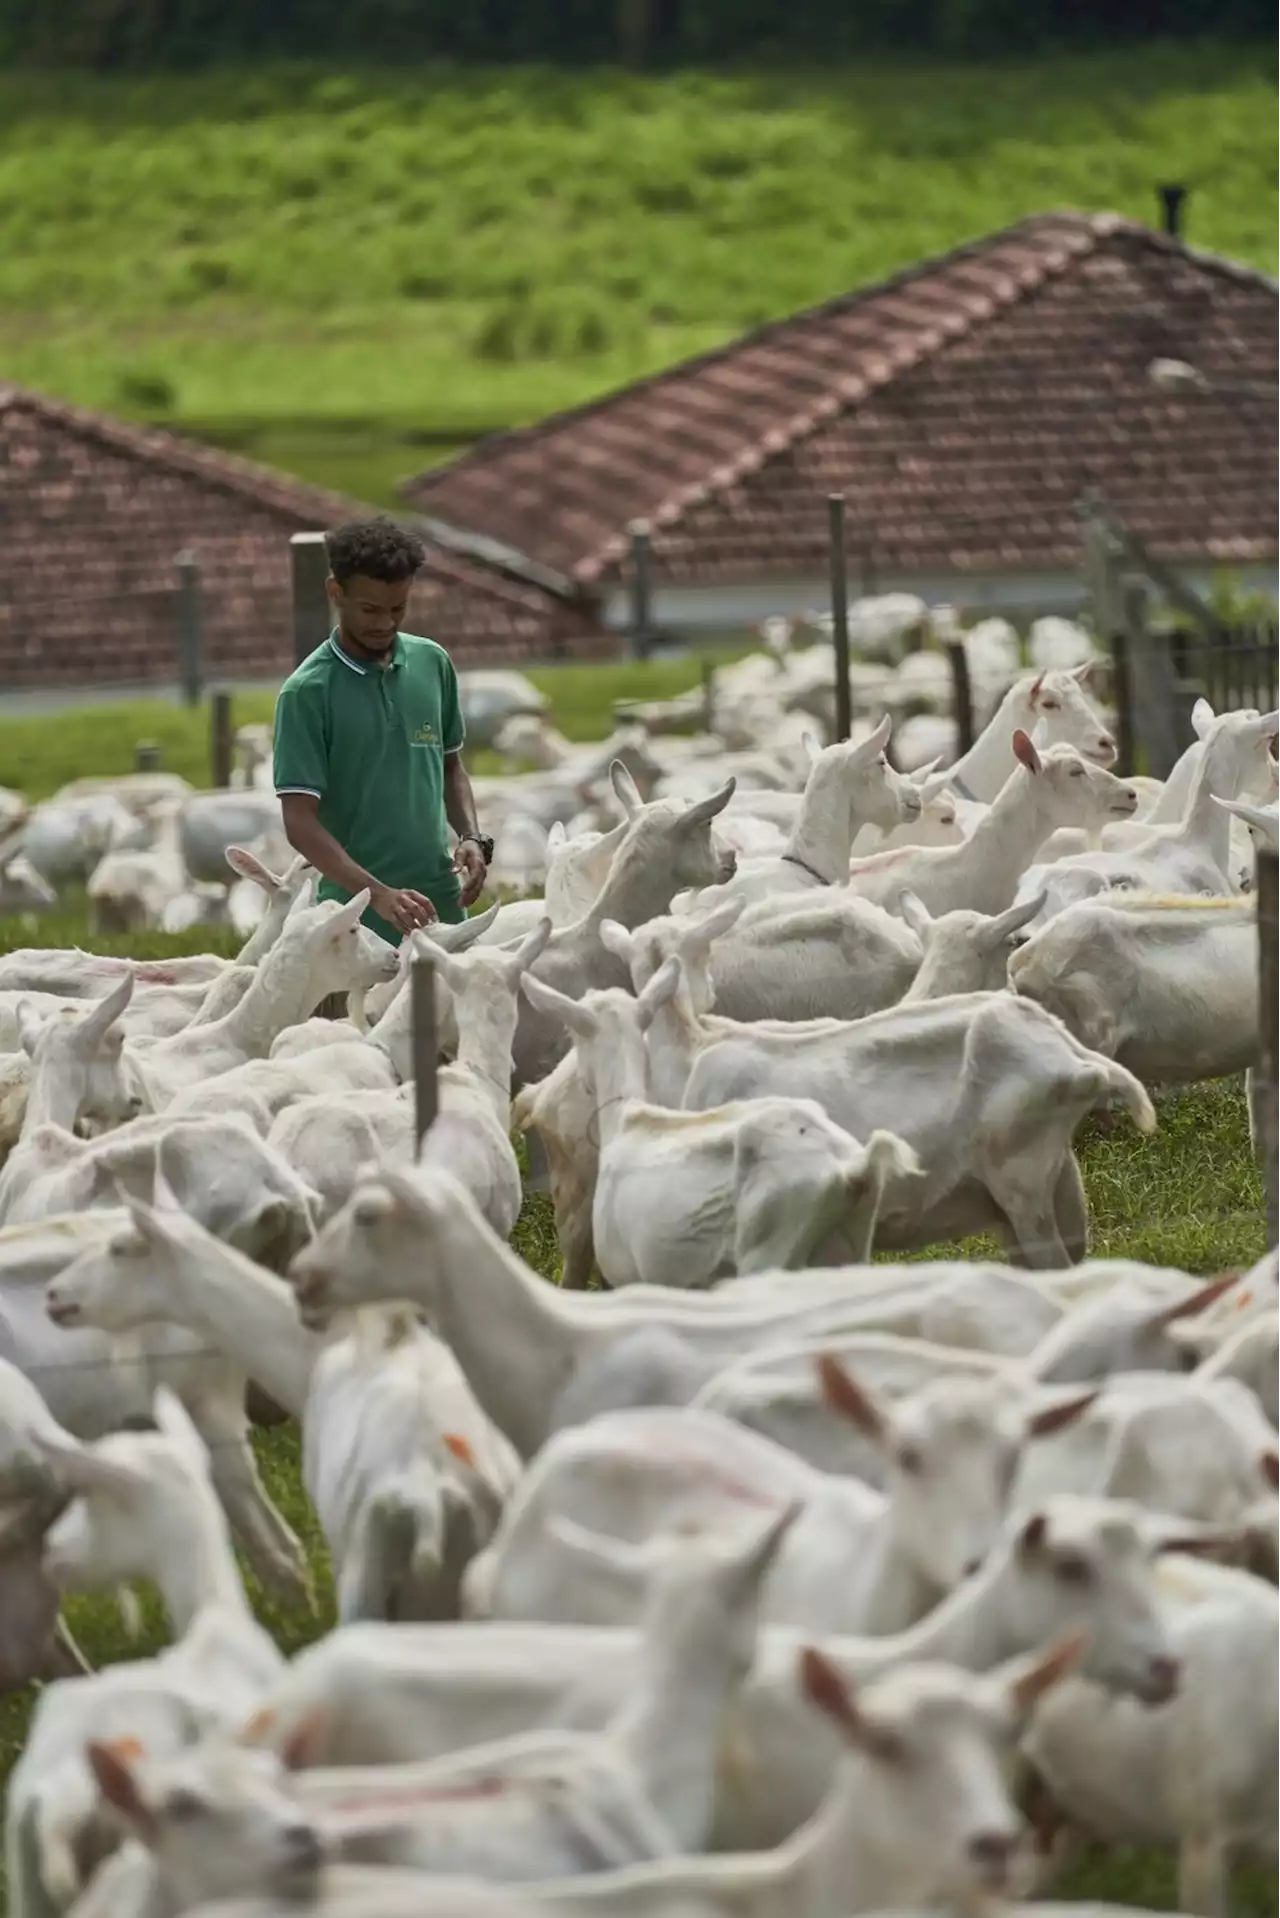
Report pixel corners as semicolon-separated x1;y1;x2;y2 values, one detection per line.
595;215;1107;578
1084;213;1280;296
3;380;375;525
404;209;1099;495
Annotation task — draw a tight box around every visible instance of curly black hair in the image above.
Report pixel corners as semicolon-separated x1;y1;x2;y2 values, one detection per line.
326;516;426;587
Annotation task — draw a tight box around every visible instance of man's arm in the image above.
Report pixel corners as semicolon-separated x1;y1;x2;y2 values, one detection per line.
279;794;437;936
444;751;486;908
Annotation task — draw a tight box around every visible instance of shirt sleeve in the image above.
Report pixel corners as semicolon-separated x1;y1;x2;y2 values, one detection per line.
440;654;466;755
273;683;329;798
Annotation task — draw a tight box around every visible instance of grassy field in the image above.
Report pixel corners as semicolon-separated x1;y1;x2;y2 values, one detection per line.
0;45;1274;504
0;651;745;806
0;668;1272;1910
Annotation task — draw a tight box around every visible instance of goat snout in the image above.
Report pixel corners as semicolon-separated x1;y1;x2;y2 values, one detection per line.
45;1291;80;1327
1142;1653;1180;1705
967;1827;1020;1886
1093;734;1118;763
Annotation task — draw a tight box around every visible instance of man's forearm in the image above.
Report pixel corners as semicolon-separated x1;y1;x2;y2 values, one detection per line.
282;805;380;899
444;756;479;840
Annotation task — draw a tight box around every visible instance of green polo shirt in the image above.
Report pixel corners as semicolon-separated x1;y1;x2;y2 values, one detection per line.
273;629;465;947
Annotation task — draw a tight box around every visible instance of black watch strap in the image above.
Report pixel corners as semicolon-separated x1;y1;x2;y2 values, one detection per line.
459;831;494;866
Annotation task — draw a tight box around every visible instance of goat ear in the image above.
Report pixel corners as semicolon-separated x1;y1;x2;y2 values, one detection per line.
1001;1631;1086;1721
800;730;822;765
519;972;597;1040
798;1646;904;1762
1017;1512;1049;1556
1025;1389;1099;1440
1028;672;1046;703
610;761;644;818
1011;728;1042;774
864;713;892;754
33;1429;146;1498
637;955;683;1029
1149;1270;1241;1329
327;888;370;934
512;917;554;971
1191;697;1215;738
78;971;134;1045
815;1354;887;1443
278;1707;329;1772
682;777;736;826
428;902;501;951
15;999;45;1058
987;891;1047;949
685;893;748;948
224;844;273;889
597;919;634;965
1070;659;1097;683
897;890;932;938
1144;1513;1247;1561
86;1739;156;1837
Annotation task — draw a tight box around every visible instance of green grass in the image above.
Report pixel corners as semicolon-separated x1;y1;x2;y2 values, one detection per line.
0;46;1274;502
0;649;748;804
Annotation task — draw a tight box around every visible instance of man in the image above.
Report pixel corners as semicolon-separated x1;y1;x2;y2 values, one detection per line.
272;516;490;947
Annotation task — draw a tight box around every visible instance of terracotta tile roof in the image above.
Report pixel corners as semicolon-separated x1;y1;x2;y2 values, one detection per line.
403;213;1277;588
0;386;608;691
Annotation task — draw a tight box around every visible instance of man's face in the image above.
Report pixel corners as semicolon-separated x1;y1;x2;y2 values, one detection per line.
328;573;411;656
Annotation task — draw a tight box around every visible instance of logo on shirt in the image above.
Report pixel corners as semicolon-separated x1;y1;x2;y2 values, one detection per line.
411;722;439;746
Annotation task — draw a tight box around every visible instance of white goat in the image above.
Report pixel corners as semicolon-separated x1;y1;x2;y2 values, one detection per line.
521;960;919;1286
462;1365;1095;1635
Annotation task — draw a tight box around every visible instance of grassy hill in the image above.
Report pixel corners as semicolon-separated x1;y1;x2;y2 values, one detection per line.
0;43;1274;504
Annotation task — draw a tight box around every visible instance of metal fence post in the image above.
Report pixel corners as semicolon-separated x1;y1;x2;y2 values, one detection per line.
209;690;234;789
175;550;204;708
411;945;439;1153
1256;848;1278;1249
828;494;852;743
135;741;161;773
290;531;331;667
1108;624;1136;779
1122;581;1185;780
945;641;975;759
700;656;716;734
627;520;653;662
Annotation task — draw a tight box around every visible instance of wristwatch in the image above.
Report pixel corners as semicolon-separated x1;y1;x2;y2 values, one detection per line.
458;831;494;867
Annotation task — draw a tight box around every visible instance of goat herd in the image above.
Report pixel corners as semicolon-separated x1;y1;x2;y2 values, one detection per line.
0;602;1276;1918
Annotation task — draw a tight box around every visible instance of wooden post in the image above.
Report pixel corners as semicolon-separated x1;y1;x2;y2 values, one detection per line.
946;641;975;758
175;550;203;708
1257;848;1278;1249
134;741;161;773
828;494;852;743
627;520;653;662
1109;625;1136;779
411;946;439;1154
1123;581;1183;780
290;531;331;667
209;690;234;790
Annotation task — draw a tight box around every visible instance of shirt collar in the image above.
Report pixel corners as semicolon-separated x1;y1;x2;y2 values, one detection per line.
326;631;406;674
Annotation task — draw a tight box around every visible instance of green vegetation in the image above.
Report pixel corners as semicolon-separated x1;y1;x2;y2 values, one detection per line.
0;651;742;804
0;48;1274;503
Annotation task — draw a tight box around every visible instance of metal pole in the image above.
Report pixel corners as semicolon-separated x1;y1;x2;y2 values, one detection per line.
290;531;331;668
700;656;715;734
945;641;975;758
134;741;161;773
1109;625;1136;780
828;494;852;743
411;947;439;1154
1257;848;1278;1249
1123;580;1182;781
209;690;234;790
175;550;204;708
627;520;652;662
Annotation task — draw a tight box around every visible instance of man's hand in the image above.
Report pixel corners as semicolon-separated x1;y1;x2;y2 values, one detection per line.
371;885;438;936
453;840;487;909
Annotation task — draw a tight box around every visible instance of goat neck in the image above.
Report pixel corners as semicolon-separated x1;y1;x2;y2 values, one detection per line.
781;754;854;885
643;977;705;1109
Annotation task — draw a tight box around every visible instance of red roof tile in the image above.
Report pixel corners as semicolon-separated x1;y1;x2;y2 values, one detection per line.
403;213;1277;587
0;387;608;691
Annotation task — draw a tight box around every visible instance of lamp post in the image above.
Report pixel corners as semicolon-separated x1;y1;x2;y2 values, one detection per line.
1146;357;1278;402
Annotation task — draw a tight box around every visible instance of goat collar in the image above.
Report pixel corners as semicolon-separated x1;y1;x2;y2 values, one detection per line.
781;849;832;885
